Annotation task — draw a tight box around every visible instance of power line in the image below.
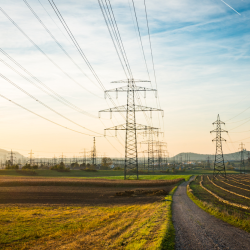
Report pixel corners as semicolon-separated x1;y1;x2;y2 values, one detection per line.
228;136;250;143
1;6;124;148
226;106;250;122
0;73;104;135
37;0;72;43
47;0;129;130
0;7;101;99
131;0;151;81
98;0;154;128
23;0;102;91
0;95;123;154
40;0;126;147
227;118;250;131
98;0;132;78
0;52;97;119
143;0;164;132
0;93;98;136
1;49;124;148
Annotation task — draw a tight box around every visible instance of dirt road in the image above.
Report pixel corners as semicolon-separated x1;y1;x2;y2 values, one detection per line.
173;179;250;250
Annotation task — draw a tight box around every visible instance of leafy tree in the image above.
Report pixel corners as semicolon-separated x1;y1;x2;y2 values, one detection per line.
80;162;86;168
101;157;112;170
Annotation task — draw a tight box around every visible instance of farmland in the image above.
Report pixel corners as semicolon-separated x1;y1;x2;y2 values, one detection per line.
0;169;196;179
0;175;184;249
188;174;250;233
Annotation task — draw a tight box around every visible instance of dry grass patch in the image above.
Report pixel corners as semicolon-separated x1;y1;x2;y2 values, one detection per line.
0;200;172;250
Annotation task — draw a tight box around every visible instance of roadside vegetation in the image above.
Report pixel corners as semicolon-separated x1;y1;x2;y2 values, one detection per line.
188;175;250;233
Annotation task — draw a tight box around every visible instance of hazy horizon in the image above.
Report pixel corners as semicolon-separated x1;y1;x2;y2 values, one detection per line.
1;0;250;158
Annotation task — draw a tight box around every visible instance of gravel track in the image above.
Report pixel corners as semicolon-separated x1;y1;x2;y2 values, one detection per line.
173;178;250;250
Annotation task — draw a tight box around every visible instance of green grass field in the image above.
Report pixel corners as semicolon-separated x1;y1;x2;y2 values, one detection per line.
0;169;192;182
1;168;239;179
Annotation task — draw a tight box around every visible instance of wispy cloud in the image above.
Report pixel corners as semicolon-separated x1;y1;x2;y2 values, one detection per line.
0;0;249;156
220;0;241;15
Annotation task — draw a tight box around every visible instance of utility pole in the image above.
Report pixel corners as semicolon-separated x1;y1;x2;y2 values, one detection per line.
28;150;34;166
239;142;245;174
99;79;163;179
210;114;228;178
92;137;96;166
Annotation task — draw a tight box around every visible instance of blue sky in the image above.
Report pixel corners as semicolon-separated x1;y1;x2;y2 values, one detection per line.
0;0;250;158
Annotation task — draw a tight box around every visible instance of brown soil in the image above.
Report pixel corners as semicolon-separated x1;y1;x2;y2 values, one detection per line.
0;177;175;206
0;176;183;187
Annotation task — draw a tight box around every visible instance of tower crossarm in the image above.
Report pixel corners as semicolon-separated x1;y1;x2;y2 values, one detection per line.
212;138;226;142
137;131;163;137
105;86;156;93
140;140;167;146
105;123;158;130
104;123;158;136
111;79;150;83
140;141;167;146
210;128;228;133
100;105;162;112
99;105;163;118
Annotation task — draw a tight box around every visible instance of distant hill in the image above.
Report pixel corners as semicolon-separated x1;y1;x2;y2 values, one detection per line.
0;149;27;163
170;151;249;162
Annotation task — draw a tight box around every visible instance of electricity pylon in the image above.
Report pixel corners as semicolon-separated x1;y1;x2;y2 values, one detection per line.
28;150;34;166
92;137;96;165
60;153;64;163
99;79;163;179
80;149;86;165
155;142;168;170
140;140;166;171
139;130;163;172
9;149;15;166
210;114;228;178
239;142;245;174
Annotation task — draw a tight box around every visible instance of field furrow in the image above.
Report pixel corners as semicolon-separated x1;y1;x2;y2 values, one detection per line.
202;176;250;207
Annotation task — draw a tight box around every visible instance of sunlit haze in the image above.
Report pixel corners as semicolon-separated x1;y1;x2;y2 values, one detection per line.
0;0;250;158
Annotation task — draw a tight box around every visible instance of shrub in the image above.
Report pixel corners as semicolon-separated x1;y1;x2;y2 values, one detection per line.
22;164;38;170
50;162;70;172
113;166;123;170
82;169;98;172
16;169;37;175
5;165;19;170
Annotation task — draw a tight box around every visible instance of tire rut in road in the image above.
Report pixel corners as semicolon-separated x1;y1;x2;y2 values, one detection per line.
172;178;250;250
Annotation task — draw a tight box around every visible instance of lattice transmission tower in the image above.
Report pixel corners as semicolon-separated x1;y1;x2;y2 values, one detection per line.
155;142;168;170
92;137;96;166
99;79;163;179
210;114;228;178
239;142;245;174
28;150;34;166
9;149;15;166
139;130;163;172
